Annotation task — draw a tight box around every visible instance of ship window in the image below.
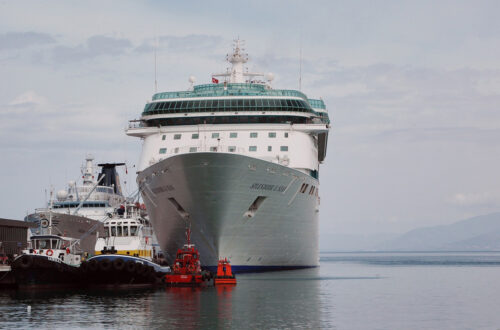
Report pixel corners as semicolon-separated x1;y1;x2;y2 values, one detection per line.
212;132;219;138
210;146;218;152
237;99;243;107
230;99;237;107
123;226;129;236
280;146;289;151
300;183;309;193
174;147;179;153
285;132;289;138
250;99;256;106
249;146;257;152
162;135;166;140
174;134;181;140
268;146;272;152
230;132;237;138
117;226;123;237
224;99;230;107
250;132;258;138
111;227;117;236
191;133;199;139
51;239;58;249
268;132;276;138
228;146;236;152
159;148;167;154
130;226;138;236
189;147;197;152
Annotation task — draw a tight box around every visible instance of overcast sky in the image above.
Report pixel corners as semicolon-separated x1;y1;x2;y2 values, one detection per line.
1;1;500;249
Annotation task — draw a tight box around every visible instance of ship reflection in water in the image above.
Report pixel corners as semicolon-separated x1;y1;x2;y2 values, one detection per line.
0;268;324;329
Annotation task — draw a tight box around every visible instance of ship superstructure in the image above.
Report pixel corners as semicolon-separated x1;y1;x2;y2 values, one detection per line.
126;40;330;271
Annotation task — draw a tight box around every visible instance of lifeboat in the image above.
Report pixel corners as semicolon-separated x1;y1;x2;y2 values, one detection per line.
164;228;209;286
214;258;237;285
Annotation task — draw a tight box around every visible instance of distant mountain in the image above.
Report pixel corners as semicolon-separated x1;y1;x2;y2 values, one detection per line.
374;212;500;251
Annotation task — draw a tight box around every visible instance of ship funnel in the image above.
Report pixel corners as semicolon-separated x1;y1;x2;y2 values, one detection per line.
97;163;126;196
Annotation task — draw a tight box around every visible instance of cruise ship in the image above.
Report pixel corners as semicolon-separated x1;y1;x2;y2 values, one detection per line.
126;40;330;271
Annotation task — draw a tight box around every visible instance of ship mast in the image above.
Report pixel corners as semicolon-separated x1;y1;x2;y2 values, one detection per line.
212;39;270;85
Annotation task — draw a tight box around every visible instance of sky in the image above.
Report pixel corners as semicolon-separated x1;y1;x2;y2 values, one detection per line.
1;0;500;249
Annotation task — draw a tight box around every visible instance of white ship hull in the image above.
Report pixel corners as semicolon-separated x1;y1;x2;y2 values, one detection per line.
138;152;320;272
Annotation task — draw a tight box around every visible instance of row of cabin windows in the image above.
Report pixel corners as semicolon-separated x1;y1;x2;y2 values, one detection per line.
159;146;289;154
53;202;107;209
145;98;314;114
106;225;139;237
161;132;288;140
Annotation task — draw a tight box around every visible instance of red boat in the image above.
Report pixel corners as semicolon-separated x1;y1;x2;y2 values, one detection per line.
164;228;209;286
214;258;237;285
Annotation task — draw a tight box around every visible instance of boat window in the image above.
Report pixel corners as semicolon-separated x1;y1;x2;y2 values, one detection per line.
250;132;258;138
268;146;272;151
130;226;138;236
249;146;257;152
162;135;166;140
212;132;219;138
189;147;197;152
111;226;117;236
123;226;129;236
280;146;289;151
268;132;276;138
38;240;50;249
191;133;199;139
284;132;289;138
52;239;59;249
174;134;182;140
159;148;167;154
228;146;236;152
117;226;123;237
230;132;237;138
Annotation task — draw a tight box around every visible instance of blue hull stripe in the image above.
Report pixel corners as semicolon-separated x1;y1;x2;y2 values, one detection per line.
203;265;317;274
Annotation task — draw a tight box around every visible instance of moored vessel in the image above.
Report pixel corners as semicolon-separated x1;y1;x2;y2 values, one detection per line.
25;155;127;253
82;202;170;286
10;233;84;288
126;39;330;272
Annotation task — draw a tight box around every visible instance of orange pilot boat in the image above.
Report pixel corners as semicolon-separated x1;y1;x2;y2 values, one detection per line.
214;258;237;285
164;228;209;286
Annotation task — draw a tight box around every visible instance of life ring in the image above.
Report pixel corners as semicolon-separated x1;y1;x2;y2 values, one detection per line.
46;249;54;257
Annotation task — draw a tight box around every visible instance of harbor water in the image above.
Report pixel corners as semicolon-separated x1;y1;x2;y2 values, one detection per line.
1;252;500;329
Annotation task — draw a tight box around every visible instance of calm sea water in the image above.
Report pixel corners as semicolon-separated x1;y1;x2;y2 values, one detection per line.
1;252;500;329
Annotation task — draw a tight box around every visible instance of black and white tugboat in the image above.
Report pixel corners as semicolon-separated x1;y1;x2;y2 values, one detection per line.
10;232;84;288
81;202;170;287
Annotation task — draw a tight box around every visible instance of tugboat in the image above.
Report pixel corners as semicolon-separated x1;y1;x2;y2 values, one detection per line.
214;258;237;285
164;227;211;286
81;202;170;286
10;233;84;288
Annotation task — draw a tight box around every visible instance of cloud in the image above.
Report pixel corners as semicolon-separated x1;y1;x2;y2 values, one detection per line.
447;192;500;208
135;34;224;54
51;35;133;63
0;32;56;50
8;90;48;107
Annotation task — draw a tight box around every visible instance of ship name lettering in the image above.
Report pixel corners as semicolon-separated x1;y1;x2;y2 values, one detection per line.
152;185;175;194
250;183;286;192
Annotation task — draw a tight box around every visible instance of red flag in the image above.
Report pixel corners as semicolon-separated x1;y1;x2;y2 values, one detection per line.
212;77;219;84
